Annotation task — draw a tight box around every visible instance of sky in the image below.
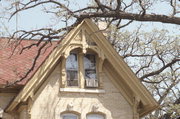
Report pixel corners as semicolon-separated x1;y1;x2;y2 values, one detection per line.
0;0;179;36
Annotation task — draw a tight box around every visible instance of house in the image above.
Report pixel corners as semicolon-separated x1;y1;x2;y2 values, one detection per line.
0;19;158;119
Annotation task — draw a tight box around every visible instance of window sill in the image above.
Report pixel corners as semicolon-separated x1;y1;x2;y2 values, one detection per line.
60;88;105;94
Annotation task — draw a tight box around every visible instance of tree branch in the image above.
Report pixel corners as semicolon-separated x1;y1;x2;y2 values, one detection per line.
78;11;180;25
140;58;180;79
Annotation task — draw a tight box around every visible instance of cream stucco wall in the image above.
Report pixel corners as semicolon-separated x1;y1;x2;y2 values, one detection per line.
29;63;133;119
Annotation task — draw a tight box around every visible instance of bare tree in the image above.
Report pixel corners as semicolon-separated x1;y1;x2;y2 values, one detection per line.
108;27;180;119
0;0;179;118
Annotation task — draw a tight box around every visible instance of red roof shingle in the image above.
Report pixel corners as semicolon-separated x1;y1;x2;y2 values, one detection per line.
0;38;58;86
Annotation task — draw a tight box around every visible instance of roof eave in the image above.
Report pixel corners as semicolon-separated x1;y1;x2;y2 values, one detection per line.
5;19;158;116
5;20;86;112
83;18;159;115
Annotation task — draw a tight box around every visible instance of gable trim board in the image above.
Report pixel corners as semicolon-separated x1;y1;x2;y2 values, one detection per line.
5;19;158;117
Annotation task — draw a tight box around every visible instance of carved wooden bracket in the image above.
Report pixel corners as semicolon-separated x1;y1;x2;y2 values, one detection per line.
27;97;34;119
60;27;106;89
133;96;140;119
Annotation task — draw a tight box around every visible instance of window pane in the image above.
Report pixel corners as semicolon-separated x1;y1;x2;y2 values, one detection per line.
87;114;104;119
84;54;96;80
84;54;98;87
66;53;78;70
62;113;78;119
66;53;78;86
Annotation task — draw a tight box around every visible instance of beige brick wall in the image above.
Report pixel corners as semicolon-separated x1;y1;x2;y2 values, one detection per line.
29;64;133;119
0;93;17;119
19;106;28;119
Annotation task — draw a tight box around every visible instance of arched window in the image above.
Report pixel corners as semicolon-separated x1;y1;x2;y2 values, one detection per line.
66;53;79;86
61;113;79;119
84;54;98;87
64;48;100;88
87;114;105;119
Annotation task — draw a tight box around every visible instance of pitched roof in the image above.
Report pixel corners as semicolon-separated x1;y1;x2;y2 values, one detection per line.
5;19;158;116
0;38;57;86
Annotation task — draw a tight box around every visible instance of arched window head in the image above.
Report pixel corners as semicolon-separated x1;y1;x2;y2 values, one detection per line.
61;113;79;119
87;114;105;119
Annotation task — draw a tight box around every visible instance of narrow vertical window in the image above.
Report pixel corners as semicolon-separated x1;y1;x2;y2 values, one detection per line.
66;53;78;86
84;54;98;87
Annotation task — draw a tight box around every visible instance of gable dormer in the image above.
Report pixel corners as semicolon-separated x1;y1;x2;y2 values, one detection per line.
4;19;158;119
60;27;105;90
